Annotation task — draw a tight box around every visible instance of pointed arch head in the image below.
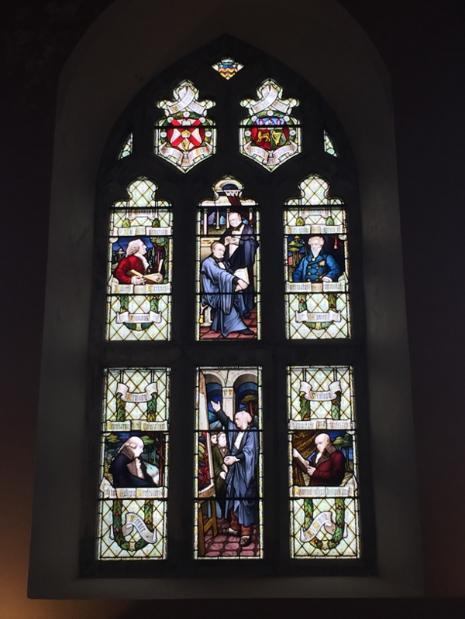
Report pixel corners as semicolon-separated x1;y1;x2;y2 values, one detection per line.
31;0;421;600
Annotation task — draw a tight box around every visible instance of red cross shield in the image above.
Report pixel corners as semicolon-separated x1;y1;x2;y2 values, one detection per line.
167;118;205;152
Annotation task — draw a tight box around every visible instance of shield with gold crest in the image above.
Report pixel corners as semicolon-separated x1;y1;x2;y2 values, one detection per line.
155;81;216;173
240;79;301;172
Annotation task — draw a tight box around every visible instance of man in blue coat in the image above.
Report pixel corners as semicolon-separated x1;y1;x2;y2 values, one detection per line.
292;235;341;283
210;400;259;547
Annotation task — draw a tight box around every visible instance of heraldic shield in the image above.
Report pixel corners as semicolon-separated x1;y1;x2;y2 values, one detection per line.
155;80;216;173
240;79;301;172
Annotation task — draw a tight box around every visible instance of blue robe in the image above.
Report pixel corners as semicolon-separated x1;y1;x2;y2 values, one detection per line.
292;251;341;282
216;409;259;527
201;256;247;336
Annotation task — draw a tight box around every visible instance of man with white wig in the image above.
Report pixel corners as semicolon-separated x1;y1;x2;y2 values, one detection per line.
114;238;155;285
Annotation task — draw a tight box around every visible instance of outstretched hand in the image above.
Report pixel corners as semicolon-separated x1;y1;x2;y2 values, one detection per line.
210;400;221;412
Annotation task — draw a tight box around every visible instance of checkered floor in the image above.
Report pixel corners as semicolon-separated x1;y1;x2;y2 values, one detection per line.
203;526;260;558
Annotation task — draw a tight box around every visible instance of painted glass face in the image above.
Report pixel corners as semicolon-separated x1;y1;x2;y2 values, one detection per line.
196;177;261;341
284;175;351;340
287;366;360;558
96;53;362;566
106;178;172;341
194;367;263;559
98;368;170;560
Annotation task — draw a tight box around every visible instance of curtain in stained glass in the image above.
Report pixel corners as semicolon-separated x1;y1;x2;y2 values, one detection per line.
196;177;261;341
288;366;360;558
240;79;301;172
194;367;263;559
106;178;172;341
284;175;351;340
98;368;170;560
155;80;216;173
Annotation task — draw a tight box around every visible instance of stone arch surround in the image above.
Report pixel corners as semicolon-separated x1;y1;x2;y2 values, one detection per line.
29;0;422;598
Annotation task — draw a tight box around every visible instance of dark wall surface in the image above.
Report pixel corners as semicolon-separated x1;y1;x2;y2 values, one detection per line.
2;1;465;616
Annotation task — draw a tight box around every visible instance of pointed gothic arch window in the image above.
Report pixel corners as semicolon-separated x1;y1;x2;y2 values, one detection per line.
79;36;374;577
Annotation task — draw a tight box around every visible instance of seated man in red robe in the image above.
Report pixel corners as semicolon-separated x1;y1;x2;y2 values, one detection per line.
305;433;346;486
114;238;162;285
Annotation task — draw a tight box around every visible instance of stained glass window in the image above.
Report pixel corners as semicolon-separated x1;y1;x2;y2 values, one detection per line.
288;366;360;558
284;174;350;339
155;80;216;172
98;368;170;560
106;178;172;341
91;39;369;573
118;132;133;159
240;79;301;171
212;57;243;79
324;130;337;157
195;367;263;559
196;177;260;341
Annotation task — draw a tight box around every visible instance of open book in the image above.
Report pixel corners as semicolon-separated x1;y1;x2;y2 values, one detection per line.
292;447;310;473
233;267;249;286
129;269;163;284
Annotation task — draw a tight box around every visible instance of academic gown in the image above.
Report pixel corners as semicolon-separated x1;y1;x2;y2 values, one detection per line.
201;256;248;336
220;224;258;314
109;453;156;488
216;409;259;527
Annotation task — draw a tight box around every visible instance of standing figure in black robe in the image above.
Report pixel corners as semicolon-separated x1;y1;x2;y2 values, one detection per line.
220;211;258;316
210;400;259;547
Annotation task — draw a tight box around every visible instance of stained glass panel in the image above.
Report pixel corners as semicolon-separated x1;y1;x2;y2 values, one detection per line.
194;367;263;559
98;368;170;560
240;79;301;171
106;178;172;341
284;175;350;340
155;80;216;172
288;366;360;559
324;130;337;157
118;132;133;159
212;57;243;80
196;177;260;341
